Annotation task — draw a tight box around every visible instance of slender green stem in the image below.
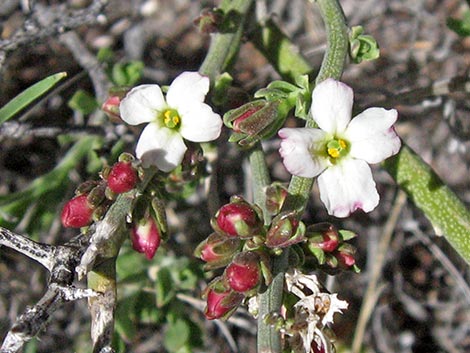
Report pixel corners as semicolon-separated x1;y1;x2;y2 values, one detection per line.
257;1;349;352
249;143;271;222
199;0;254;82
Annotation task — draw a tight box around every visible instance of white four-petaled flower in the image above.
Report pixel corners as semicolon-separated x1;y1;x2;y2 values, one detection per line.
279;78;401;217
120;71;223;172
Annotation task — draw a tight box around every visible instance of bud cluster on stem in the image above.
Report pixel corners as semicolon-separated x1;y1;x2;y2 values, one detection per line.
61;154;141;229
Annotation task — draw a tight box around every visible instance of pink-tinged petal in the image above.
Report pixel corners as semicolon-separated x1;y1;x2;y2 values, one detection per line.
136;124;187;172
317;159;379;217
179;102;222;142
166;71;209;108
310;79;353;134
120;85;166;125
345;108;401;163
278;128;329;178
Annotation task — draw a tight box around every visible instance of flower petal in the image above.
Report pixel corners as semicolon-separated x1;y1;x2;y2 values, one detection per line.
317;159;379;217
136;123;187;172
120;85;166;125
180;102;222;142
310;79;353;134
345;108;401;163
278;128;329;178
166;71;209;108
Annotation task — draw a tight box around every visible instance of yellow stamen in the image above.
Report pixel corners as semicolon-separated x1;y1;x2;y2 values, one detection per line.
339;139;347;149
328;148;340;158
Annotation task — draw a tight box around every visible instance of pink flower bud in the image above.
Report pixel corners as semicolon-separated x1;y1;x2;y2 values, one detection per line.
107;161;138;194
61;194;94;228
214;198;262;238
225;252;261;293
204;287;244;320
336;252;356;267
102;95;121;120
196;232;240;266
131;217;161;260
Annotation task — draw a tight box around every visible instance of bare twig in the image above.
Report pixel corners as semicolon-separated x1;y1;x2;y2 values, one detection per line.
0;228;95;353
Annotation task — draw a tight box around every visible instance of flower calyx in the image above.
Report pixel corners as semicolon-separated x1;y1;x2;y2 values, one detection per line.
265;211;305;249
194;232;241;270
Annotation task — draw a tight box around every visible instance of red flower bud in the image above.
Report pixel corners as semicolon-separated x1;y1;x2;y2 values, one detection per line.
107;161;138;194
204;287;244;320
61;194;94;228
131;217;161;259
214;197;262;238
225;251;261;293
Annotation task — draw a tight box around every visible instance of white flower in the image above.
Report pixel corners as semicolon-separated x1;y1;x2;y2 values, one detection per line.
119;71;223;172
279;78;401;217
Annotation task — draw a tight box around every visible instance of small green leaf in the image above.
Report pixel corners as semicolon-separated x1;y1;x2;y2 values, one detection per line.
156;267;175;307
0;72;67;124
164;318;190;352
447;11;470;37
112;61;144;86
339;229;357;241
67;90;99;115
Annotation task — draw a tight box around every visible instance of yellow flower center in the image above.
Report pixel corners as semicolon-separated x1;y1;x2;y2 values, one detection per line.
161;109;181;129
326;138;349;161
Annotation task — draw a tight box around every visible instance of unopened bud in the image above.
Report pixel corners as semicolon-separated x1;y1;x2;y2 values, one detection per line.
307;223;340;253
61;194;94;228
107;161;138;194
204;278;244;320
131;217;161;260
102;95;121;120
225;251;261;293
194;8;224;34
224;100;283;146
212;196;263;238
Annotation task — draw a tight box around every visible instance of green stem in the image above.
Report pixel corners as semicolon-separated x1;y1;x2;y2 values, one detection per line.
199;0;254;81
249;143;271;221
257;1;349;352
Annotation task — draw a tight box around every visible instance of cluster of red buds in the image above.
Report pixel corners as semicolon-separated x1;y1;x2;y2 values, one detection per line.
305;223;359;273
196;195;309;320
195;196;270;320
196;195;360;319
60;153;165;260
61;153;139;229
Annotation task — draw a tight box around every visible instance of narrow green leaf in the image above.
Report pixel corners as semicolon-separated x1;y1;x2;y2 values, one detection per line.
0;72;67;124
384;145;470;264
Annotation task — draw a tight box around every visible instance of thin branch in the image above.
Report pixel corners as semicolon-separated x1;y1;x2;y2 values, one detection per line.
0;226;54;270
